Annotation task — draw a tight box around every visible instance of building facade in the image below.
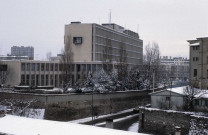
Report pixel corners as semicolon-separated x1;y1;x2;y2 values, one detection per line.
11;46;34;60
187;37;208;89
160;56;189;81
64;22;143;66
0;55;29;60
1;60;117;87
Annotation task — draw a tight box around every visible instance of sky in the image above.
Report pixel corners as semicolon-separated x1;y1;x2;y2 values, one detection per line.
0;0;208;60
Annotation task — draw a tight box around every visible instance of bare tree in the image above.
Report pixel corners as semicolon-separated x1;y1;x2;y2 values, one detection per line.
117;40;128;91
60;36;74;92
183;86;206;111
0;61;8;89
102;36;113;74
142;42;161;89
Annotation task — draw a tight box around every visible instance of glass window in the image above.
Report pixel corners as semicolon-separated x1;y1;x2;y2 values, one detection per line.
36;63;40;71
21;63;25;71
73;37;82;44
27;63;30;71
50;64;54;71
31;63;35;71
81;64;86;72
194;69;197;77
46;63;49;71
41;64;45;71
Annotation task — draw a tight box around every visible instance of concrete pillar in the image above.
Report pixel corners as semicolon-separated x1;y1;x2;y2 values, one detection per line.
0;110;5;117
175;126;181;135
106;118;113;129
138;113;144;132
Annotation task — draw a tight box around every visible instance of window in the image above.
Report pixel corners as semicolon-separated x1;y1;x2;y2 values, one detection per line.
194;69;197;77
73;37;82;44
166;96;170;101
21;63;25;71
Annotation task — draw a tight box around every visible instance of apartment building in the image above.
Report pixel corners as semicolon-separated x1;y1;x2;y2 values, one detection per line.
11;46;34;60
64;22;143;66
187;37;208;89
160;56;189;81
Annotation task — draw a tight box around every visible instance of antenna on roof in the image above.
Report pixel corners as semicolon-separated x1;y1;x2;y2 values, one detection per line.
109;9;111;23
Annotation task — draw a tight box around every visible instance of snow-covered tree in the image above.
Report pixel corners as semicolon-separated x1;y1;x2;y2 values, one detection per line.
0;62;8;89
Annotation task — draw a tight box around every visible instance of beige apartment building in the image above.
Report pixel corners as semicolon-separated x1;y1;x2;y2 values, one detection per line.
65;22;143;66
187;37;208;89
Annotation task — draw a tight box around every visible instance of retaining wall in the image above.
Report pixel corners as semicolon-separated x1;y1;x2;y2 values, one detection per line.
0;90;151;121
139;107;208;135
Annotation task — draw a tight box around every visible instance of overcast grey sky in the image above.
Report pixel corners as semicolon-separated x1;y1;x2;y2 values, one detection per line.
0;0;208;59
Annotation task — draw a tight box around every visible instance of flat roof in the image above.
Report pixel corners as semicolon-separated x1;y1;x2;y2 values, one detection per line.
0;115;147;135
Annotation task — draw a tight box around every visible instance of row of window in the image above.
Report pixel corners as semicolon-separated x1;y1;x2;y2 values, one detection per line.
95;27;141;46
193;46;200;50
21;63;114;73
193;57;199;61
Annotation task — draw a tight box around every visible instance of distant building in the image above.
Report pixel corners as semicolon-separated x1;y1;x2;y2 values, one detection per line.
65;22;143;66
160;56;189;81
11;46;34;60
187;37;208;89
0;55;29;60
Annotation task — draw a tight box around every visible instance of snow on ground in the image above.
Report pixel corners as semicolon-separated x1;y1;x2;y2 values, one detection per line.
128;122;138;133
69;108;134;124
0;115;148;135
95;114;139;126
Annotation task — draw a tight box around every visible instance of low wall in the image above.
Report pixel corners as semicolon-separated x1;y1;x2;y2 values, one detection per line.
0;90;151;121
139;107;208;135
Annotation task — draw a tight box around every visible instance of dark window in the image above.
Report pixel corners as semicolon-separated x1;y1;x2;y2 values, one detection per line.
27;63;30;71
195;99;199;105
41;64;45;71
196;57;198;61
36;63;40;71
73;37;82;44
21;63;25;71
77;64;80;72
194;69;197;77
166;96;170;101
46;64;49;71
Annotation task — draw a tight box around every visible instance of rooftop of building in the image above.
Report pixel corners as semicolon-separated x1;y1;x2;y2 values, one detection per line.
67;22;140;39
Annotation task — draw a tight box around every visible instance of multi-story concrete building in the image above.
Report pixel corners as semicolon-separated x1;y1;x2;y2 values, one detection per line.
0;60;117;87
187;37;208;89
0;55;29;60
11;46;34;60
160;56;189;81
65;22;143;66
0;22;143;87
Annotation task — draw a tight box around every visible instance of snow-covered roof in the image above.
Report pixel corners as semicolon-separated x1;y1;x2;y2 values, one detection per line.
189;42;200;46
149;87;186;96
0;115;147;135
150;86;208;98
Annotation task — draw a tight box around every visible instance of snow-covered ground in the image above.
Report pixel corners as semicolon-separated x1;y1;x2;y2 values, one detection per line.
69;108;134;124
0;115;148;135
128;122;138;133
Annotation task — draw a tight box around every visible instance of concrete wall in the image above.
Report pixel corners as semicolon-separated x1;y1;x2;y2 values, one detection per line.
0;90;150;121
140;107;208;135
65;24;93;62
